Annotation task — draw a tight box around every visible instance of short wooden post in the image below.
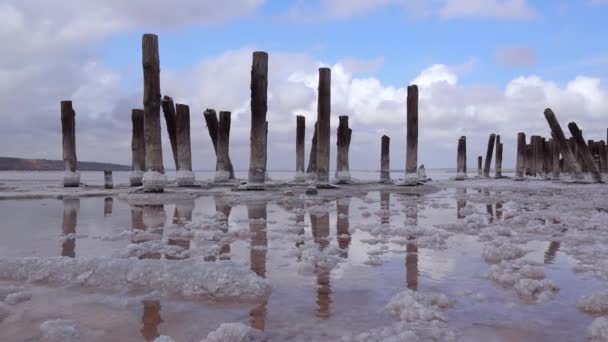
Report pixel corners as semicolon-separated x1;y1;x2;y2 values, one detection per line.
551;135;560;180
543;108;583;180
61;100;79;187
316;68;331;185
161;95;179;170
295;115;306;181
175;104;194;186
515;132;526;179
525;143;533;176
455;136;466;180
568;122;603;183
403;85;419;185
204;109;235;180
215;111;232;182
336;115;352;183
141;34;167;192
104;170;113;189
483;134;496;177
247;51;269;186
130;109;145;186
599;140;607;173
477;156;482;177
380;135;391;183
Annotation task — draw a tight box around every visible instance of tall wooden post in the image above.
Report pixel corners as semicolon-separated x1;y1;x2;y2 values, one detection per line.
161;95;179;170
477;156;482;177
215;111;232;182
204;109;234;180
495;135;502;178
295;115;306;181
568;122;603;183
543;138;552;179
543;109;583;180
247;51;269;187
175;104;194;186
403;85;419;185
130;109;145;186
456;136;466;180
515;132;526;180
380;135;391;183
264;121;269;181
551;135;560;180
483;134;496;177
316;68;331;185
61;100;79;187
141;34;166;192
336;115;352;183
306;122;318;179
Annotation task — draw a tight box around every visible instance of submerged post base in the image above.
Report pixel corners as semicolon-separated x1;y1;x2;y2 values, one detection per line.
454;172;467;181
142;171;168;192
129;170;144;186
63;171;80;187
176;170;195;187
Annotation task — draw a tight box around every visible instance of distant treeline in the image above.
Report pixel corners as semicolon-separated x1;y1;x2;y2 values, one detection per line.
0;157;130;171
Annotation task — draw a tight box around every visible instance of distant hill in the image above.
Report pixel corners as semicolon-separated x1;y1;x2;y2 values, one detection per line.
0;157;130;171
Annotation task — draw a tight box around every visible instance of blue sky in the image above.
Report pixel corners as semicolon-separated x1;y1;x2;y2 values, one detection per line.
1;0;608;170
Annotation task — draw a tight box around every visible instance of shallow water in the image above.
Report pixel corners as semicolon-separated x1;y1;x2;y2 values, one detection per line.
1;176;606;341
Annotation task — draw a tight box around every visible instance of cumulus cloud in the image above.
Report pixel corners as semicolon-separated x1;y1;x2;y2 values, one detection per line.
496;46;537;66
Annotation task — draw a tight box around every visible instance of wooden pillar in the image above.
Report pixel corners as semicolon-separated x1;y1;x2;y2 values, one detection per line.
568;122;603;183
264;121;269;181
599;141;608;173
477;156;482;177
204;109;235;179
104;170;113;189
141;34;166;192
515;133;526;179
161;95;179;170
456;136;466;180
316;68;331;185
295;115;306;181
380;135;391;183
483;134;496;177
175;104;194;186
494;135;502;178
543;109;583;180
215;111;232;182
525;143;533;176
247;51;269;186
306;122;318;179
61;100;79;187
551;136;560;180
336;115;352;183
130;109;145;186
530;136;541;177
404;85;419;184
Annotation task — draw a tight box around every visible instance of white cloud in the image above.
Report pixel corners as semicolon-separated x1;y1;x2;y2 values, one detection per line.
440;0;536;19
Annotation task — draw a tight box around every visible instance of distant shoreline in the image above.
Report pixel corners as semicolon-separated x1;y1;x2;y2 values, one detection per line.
0;157;130;171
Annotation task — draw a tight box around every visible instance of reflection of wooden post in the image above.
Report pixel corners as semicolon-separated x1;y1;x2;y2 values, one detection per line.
295;115;306;181
483;134;496;177
568;122;603;183
456;188;466;219
248;202;268;330
543;109;583;180
161;95;179;170
204;109;235;179
215;111;232;182
61;198;79;258
316;68;331;185
336;116;352;183
141;300;162;342
456;136;466;180
405;198;418;291
515;133;526;179
61;100;79;187
104;197;113;217
336;198;351;258
214;196;232;259
247;52;269;185
380;191;390;225
130;109;145;186
310;212;332;319
404;85;419;184
380;135;391;183
544;241;560;264
142;34;166;192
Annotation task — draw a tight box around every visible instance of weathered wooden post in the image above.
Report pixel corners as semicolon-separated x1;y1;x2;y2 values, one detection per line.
599;141;608;173
403;85;419;185
141;34;167;192
175;104;194;186
264;121;269;181
306;122;318;179
551;135;560;180
204;109;235;179
104;170;113;189
515;133;526;180
483;134;496;177
477;156;482;177
380;135;391;183
61;100;79;187
246;51;268;188
455;136;467;180
530;136;542;177
130;109;145;186
161;95;179;170
544;139;552;179
316;68;332;186
215;111;232;182
295;115;306;181
568;122;603;183
543;108;583;180
495;135;503;178
525;143;533;176
336;115;352;183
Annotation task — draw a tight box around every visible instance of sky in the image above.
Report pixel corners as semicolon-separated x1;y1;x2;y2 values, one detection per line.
1;0;608;171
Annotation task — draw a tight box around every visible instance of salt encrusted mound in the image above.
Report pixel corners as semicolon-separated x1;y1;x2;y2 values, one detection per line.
482;239;526;263
62;170;80;187
588;317;608;342
177;170;196;186
0;257;270;301
578;292;608;315
4;290;32;305
295;241;343;274
514;278;559;303
142;171;168;191
40;319;81;342
385;290;452;323
201;323;266;342
488;259;558;303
